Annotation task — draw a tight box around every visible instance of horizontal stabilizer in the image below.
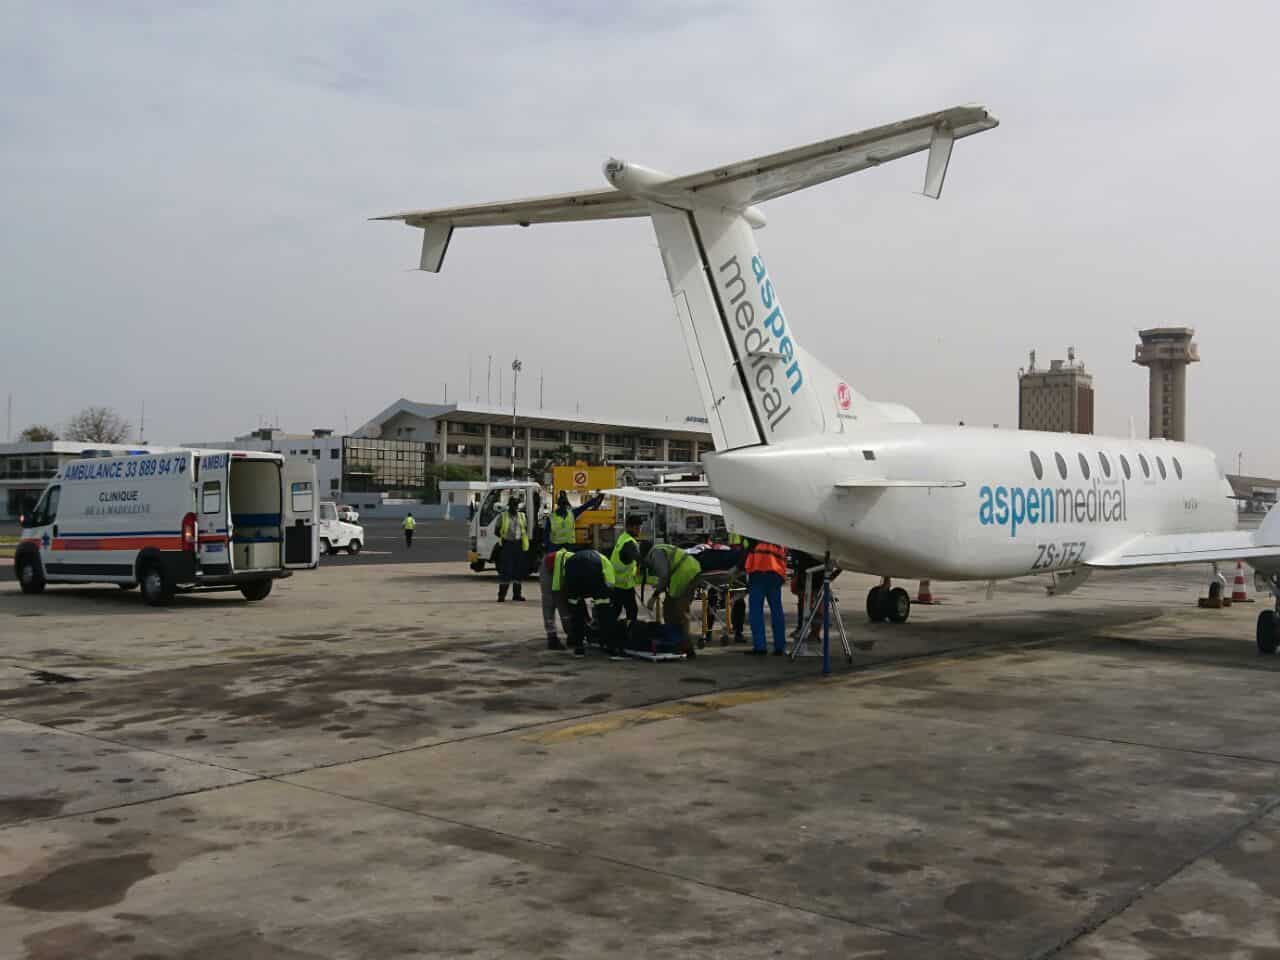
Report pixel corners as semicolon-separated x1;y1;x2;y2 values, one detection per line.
377;105;998;273
603;487;722;517
834;479;966;490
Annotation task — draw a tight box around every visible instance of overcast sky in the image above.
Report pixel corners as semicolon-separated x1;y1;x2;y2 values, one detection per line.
3;2;1277;474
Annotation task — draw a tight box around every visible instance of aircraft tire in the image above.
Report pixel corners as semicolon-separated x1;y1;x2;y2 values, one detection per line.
1257;609;1279;655
887;587;911;623
866;586;887;623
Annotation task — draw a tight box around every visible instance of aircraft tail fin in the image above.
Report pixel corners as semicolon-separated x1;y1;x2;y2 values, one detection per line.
378;105;999;450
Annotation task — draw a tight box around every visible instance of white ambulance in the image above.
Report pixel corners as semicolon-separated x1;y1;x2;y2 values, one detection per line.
14;449;317;605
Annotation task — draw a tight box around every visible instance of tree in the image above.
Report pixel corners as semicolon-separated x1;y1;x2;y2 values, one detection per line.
65;406;132;444
19;424;58;441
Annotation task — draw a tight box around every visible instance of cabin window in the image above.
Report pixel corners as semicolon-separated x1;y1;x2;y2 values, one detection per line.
1139;454;1151;478
1098;452;1111;478
1156;456;1167;480
1029;451;1044;480
1054;452;1068;479
1077;453;1091;480
862;450;876;461
201;481;222;514
1172;457;1183;479
1119;454;1132;480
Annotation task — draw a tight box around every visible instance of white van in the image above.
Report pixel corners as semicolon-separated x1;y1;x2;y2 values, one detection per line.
14;450;317;605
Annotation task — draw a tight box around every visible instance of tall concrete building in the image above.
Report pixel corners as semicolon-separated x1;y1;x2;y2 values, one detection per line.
1018;349;1094;434
1133;327;1198;441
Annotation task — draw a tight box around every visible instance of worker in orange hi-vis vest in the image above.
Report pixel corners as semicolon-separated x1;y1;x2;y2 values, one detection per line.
744;540;788;656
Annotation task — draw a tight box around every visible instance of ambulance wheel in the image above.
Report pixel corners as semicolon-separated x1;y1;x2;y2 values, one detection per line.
17;555;45;595
866;586;887;622
1257;610;1279;655
346;540;361;556
320;537;333;555
139;564;174;606
240;580;273;602
887;587;911;623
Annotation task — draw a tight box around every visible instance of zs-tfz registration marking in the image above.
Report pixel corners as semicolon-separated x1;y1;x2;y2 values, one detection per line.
1031;540;1087;571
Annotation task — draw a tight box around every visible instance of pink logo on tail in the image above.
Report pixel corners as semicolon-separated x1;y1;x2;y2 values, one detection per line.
836;382;852;411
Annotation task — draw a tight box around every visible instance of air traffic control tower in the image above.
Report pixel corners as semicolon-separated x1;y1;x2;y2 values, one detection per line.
1133;327;1199;441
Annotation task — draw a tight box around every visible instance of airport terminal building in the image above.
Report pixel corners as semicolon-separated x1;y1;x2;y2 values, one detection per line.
351;399;713;490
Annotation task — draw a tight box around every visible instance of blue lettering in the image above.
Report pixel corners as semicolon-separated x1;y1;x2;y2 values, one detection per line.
978;479;1130;535
1010;487;1026;537
763;306;785;337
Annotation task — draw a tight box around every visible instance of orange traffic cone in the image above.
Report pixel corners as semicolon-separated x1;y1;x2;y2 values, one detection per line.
917;579;937;604
1232;561;1254;602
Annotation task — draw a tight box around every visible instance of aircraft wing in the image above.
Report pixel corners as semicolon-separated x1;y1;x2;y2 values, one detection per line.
1087;528;1280;569
603;487;723;517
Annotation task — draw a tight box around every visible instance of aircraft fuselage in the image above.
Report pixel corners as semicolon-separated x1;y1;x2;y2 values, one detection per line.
703;423;1235;580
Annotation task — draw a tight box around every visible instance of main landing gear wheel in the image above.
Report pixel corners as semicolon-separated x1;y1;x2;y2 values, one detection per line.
866;586;887;623
1258;609;1279;655
887;587;911;623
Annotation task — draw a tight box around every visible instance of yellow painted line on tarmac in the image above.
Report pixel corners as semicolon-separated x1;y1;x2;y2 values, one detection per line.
525;687;788;745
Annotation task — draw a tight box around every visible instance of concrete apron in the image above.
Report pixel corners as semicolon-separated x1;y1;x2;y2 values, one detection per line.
1;562;1278;958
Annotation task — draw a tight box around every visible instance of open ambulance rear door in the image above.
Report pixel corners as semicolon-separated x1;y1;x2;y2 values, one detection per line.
283;461;319;569
196;452;232;574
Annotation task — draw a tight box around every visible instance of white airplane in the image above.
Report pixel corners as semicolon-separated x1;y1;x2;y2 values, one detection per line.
378;105;1280;653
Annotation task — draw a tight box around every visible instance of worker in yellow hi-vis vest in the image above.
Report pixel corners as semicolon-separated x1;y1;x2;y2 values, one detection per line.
493;499;529;602
402;512;416;549
609;513;644;645
546;490;604;552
